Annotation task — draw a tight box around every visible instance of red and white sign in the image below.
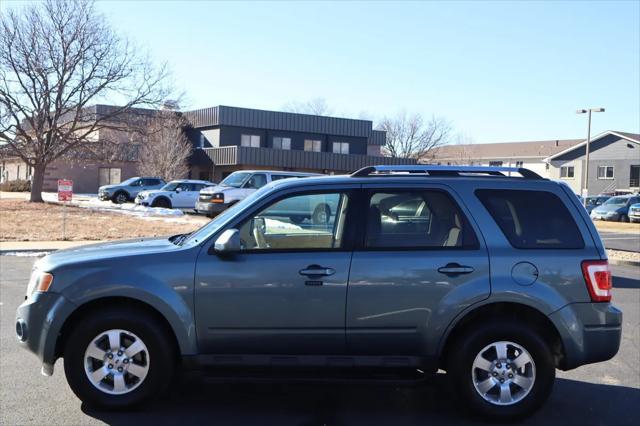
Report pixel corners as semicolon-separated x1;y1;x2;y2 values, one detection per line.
57;179;73;202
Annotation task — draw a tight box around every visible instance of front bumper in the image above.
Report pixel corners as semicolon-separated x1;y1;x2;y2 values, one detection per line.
98;192;111;201
549;302;622;370
15;292;77;374
591;212;619;221
195;200;229;215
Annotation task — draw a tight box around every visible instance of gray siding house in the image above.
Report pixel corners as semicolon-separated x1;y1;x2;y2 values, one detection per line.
545;131;640;195
183;106;414;182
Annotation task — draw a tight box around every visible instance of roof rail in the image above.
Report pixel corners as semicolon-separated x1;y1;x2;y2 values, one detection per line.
351;165;543;179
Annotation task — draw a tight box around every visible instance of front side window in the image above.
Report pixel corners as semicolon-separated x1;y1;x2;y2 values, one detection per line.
332;142;349;154
365;191;478;249
476;189;584;249
304;139;322;152
597;166;614;179
560;166;575;179
241;134;260;148
273;137;291;150
238;192;348;251
244;174;267;189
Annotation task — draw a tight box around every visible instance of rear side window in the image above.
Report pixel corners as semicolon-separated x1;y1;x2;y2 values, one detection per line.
476;189;584;249
365;190;479;249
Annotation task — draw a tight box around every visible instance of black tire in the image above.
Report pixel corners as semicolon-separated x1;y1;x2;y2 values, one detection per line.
63;307;175;409
152;197;171;209
290;215;305;224
112;191;129;204
312;203;331;225
620;214;630;223
447;321;555;420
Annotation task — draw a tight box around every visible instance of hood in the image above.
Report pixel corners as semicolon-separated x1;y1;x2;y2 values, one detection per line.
138;189;165;197
36;237;179;271
594;203;625;213
99;184;118;191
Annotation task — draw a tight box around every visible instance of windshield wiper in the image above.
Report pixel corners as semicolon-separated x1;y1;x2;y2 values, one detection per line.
170;233;190;246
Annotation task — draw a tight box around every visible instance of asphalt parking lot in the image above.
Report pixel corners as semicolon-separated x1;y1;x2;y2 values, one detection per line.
1;256;639;426
599;230;640;252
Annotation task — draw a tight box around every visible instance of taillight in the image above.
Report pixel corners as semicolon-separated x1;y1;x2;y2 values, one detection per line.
581;260;612;302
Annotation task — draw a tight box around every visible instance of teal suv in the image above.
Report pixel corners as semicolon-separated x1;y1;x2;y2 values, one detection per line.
15;166;621;420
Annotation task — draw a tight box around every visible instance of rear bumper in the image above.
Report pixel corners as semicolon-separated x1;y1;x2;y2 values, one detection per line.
195;200;228;215
549;302;622;370
15;292;77;373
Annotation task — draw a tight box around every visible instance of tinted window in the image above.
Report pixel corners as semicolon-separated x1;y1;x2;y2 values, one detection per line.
365;191;478;249
271;175;298;181
238;192;349;251
476;189;584;249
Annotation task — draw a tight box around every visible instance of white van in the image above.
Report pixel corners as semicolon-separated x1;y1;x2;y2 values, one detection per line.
195;170;320;216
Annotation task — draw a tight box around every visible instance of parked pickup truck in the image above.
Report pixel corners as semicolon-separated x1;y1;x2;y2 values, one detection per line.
195;170;319;217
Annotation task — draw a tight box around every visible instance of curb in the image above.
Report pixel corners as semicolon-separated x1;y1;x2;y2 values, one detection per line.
608;258;640;268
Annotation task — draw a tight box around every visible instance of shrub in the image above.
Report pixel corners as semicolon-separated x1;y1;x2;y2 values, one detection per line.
0;179;31;192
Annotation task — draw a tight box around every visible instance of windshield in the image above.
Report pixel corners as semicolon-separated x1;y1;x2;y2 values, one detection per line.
120;177;139;186
161;182;182;191
604;197;628;206
182;183;275;245
220;172;251;188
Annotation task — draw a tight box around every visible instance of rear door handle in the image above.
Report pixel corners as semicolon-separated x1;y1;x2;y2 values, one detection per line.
299;265;336;277
438;263;475;275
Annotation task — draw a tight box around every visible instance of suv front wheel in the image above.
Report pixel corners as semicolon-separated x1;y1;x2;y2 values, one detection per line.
447;321;555;420
63;307;175;409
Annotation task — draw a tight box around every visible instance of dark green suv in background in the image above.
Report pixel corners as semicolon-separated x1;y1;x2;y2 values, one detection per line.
15;165;621;420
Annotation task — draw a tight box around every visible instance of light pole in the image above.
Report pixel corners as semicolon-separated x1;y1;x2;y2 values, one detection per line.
576;108;605;206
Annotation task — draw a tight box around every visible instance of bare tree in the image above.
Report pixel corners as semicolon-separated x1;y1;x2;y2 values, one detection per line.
0;0;169;201
137;111;192;181
378;112;451;159
283;98;333;116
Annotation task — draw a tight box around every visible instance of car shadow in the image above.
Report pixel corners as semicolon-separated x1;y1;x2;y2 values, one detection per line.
613;274;640;289
82;374;640;426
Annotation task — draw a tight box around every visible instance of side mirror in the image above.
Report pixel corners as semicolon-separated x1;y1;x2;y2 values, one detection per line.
214;229;241;254
176;187;183;193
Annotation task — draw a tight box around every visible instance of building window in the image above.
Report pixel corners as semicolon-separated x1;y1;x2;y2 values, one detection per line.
489;161;503;167
560;166;575;179
332;142;349;154
99;167;122;186
273;137;291;150
199;134;205;149
241;134;260;148
597;166;614;179
515;161;524;167
304;139;322;152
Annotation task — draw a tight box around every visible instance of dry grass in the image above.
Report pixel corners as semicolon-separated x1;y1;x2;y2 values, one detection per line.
594;220;640;233
0;200;209;241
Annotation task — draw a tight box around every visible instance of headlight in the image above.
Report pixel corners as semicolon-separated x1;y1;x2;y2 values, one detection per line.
26;270;54;295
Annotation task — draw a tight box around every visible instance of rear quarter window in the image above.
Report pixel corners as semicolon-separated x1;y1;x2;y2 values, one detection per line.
476;189;584;249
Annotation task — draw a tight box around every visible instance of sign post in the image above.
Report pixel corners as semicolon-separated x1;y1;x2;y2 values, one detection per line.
57;179;73;240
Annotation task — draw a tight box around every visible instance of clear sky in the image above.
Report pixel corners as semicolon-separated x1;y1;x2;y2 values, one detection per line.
6;0;640;143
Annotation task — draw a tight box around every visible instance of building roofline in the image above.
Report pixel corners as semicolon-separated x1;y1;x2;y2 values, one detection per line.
544;130;640;162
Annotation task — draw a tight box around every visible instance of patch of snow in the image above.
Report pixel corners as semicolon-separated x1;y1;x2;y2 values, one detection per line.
1;251;50;257
42;192;185;218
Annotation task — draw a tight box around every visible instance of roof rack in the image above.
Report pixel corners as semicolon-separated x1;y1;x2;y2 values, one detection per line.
351;165;543;179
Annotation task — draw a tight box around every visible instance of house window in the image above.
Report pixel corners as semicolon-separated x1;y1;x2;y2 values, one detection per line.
304;139;322;152
332;142;349;154
560;166;575;179
273;137;291;150
241;134;260;148
489;161;503;166
515;161;524;167
597;166;614;179
99;167;122;186
199;134;205;149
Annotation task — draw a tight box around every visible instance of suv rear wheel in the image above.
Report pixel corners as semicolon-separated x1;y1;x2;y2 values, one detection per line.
447;321;555;420
63;307;175;409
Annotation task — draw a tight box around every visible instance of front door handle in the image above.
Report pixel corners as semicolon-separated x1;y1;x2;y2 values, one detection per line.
299;265;336;277
438;263;475;275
